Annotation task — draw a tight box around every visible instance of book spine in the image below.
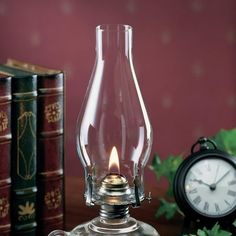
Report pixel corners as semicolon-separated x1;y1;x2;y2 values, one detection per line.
37;73;64;236
0;76;11;236
11;75;37;236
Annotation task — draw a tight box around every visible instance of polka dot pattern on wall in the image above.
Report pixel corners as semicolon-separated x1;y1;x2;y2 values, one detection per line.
226;29;236;44
160;30;172;45
192;63;205;79
190;0;204;13
0;2;6;16
226;95;236;109
0;1;235;176
126;0;137;14
60;0;73;15
192;126;204;139
29;31;42;47
161;95;173;109
62;63;74;79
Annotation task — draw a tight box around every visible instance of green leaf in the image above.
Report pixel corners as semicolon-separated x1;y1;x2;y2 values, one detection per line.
182;220;236;236
150;154;162;180
183;235;196;236
155;198;178;220
150;154;183;197
212;128;236;156
196;223;232;236
233;219;236;227
211;223;221;234
196;229;207;236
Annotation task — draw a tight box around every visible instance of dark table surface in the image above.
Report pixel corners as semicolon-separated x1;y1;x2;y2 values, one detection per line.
65;176;183;236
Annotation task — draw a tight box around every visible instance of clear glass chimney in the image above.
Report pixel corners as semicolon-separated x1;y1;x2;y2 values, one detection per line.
48;24;159;236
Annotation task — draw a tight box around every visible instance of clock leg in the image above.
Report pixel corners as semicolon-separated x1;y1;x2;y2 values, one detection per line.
180;217;192;235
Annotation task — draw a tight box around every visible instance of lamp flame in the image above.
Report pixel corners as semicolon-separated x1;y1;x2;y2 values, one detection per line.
108;146;120;173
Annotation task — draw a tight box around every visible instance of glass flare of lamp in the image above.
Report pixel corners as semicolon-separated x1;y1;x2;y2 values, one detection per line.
49;24;159;236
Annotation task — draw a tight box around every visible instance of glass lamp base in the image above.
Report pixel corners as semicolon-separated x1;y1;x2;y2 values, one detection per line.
48;216;159;236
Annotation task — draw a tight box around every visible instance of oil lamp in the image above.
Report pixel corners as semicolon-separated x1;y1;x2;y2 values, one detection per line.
49;24;159;235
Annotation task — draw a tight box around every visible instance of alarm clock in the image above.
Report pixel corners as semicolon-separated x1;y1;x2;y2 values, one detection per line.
173;137;236;224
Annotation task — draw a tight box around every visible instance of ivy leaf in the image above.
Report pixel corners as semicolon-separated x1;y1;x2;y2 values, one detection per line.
150;153;183;197
233;219;236;228
211;223;221;234
183;223;233;236
196;229;207;236
155;198;179;220
183;235;196;236
197;223;232;236
150;154;162;180
150;154;184;219
212;128;236;156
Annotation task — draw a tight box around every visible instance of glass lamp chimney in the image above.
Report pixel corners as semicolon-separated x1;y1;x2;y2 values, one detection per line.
77;24;153;208
48;24;159;236
74;24;159;235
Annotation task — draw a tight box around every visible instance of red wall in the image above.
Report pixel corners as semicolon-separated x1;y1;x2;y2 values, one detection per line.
0;0;235;181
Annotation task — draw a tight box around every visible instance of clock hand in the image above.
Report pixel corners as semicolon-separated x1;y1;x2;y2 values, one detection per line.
215;170;230;185
191;178;210;187
192;178;218;191
213;164;220;183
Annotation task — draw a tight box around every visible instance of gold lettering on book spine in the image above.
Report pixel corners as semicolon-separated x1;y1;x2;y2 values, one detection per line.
0;197;9;218
44;102;62;123
17;112;36;180
18;201;35;222
0;111;8;132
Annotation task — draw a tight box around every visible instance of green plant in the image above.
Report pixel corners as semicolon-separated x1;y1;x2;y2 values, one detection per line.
212;129;236;156
150;128;236;233
150;153;183;219
184;222;233;236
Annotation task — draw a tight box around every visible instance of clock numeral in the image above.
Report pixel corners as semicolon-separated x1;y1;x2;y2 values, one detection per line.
206;162;211;172
224;199;231;207
193;196;201;206
228;180;236;185
215;203;220;212
195;168;203;175
203;202;209;212
189;172;197;180
189;188;198;194
227;190;236;197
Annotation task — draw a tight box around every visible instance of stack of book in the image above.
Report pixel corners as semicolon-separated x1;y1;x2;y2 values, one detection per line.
0;72;11;236
0;59;65;236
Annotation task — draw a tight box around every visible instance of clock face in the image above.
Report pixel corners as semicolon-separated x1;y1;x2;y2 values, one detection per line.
184;158;236;217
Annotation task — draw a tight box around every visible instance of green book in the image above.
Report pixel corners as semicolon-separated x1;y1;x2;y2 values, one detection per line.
6;59;65;235
0;65;37;236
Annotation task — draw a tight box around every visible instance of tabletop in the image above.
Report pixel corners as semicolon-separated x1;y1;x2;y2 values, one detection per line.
65;176;183;236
